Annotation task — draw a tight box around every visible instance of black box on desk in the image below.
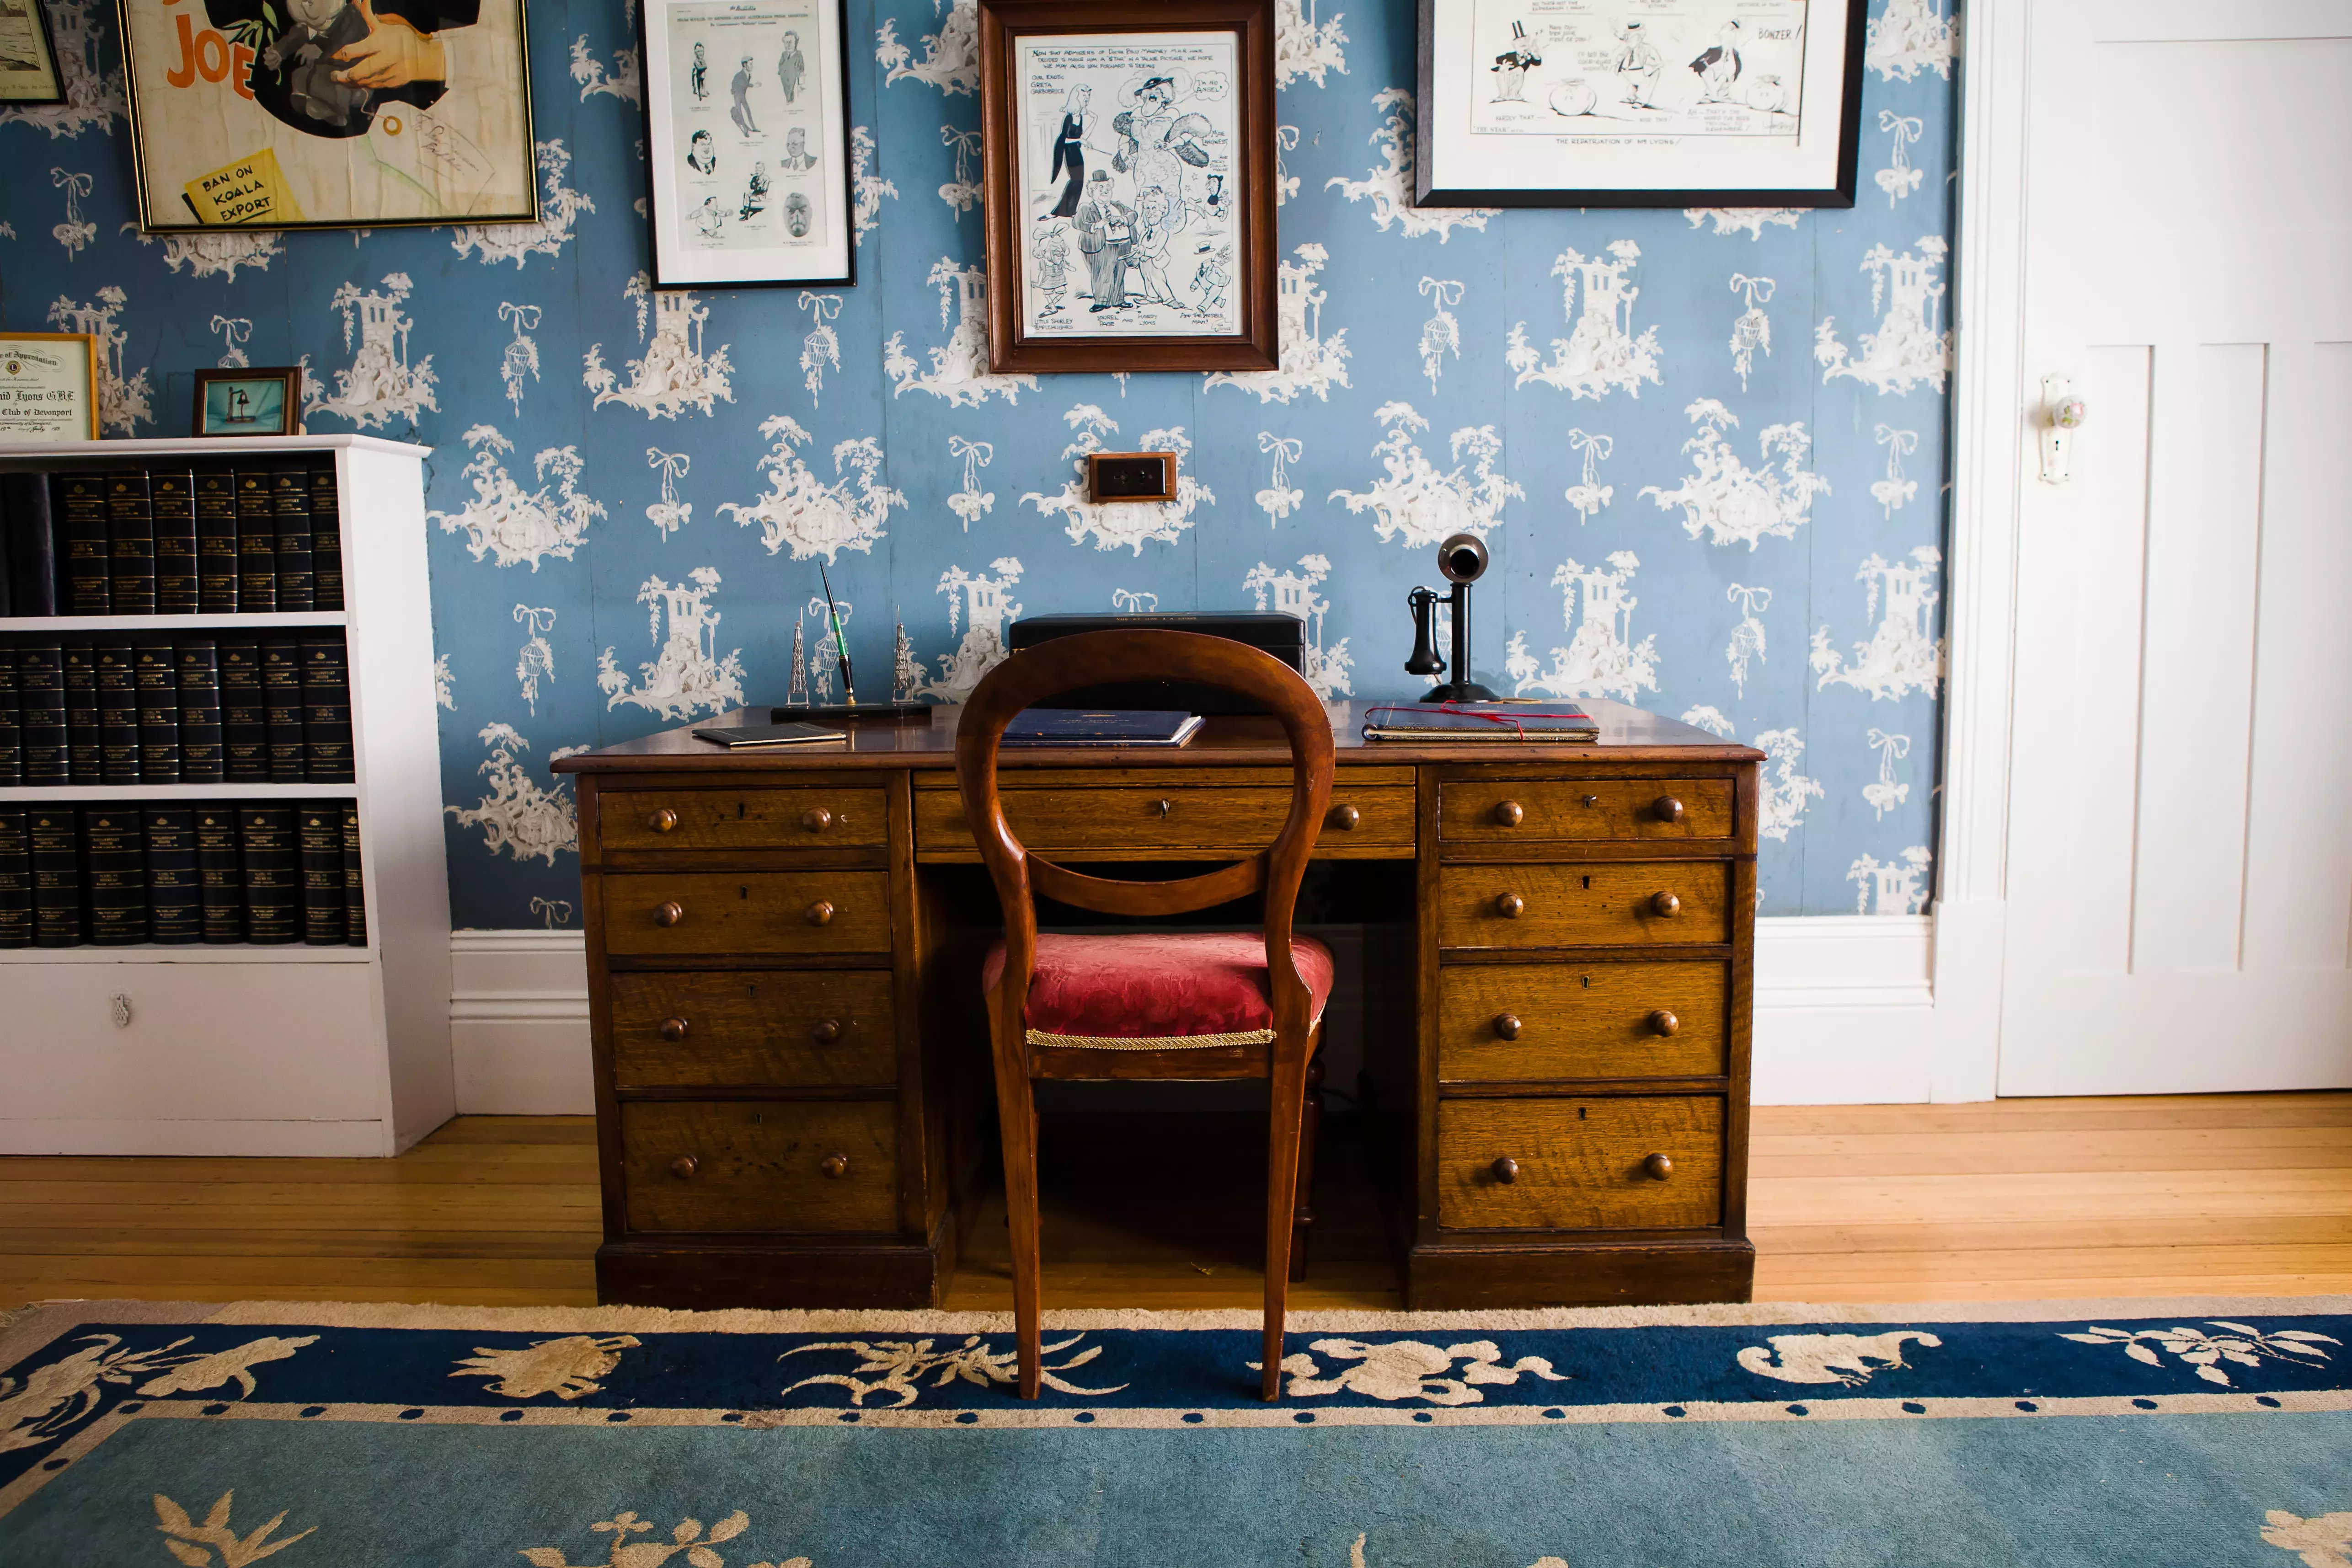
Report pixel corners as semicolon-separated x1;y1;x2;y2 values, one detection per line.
1006;613;1305;714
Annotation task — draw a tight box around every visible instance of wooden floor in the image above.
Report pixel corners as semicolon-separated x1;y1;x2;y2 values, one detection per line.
4;1093;2348;1310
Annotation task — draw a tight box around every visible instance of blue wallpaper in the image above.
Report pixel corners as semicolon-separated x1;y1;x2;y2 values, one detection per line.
0;0;1960;929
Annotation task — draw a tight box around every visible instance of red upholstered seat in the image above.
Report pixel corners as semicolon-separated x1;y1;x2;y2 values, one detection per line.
982;931;1335;1049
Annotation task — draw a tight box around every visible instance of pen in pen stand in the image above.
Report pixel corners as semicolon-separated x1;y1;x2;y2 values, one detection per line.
819;561;855;705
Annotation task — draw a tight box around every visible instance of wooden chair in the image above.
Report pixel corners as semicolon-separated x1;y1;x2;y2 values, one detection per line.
956;629;1336;1402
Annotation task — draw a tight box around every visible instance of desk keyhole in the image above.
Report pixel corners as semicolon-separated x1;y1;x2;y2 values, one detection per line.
1579;974;1591;989
1577;1106;1588;1120
1581;874;1592;890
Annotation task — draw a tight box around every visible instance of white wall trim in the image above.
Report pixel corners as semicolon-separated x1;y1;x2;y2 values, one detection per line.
449;917;1943;1115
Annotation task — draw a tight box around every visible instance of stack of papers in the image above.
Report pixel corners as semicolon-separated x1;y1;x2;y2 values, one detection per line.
1001;709;1204;748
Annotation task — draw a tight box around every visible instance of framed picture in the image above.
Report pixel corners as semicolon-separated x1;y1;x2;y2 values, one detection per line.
1414;0;1866;208
115;0;537;231
0;333;98;443
978;0;1278;375
641;0;854;288
192;367;301;437
0;0;65;106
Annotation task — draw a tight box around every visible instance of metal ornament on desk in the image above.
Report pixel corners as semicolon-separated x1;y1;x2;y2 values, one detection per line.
769;583;930;721
1404;532;1498;702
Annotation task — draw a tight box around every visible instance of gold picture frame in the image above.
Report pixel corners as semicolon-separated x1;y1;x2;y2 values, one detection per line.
0;332;99;443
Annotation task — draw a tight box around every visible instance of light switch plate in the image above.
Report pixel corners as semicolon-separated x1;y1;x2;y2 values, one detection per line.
1087;451;1178;504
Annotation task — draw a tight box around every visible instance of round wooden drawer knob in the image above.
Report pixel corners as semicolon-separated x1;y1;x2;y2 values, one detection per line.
805;899;835;926
669;1154;699;1179
1653;796;1686;824
811;1017;843;1046
658;1016;690;1042
1495;893;1525;919
1490;1157;1520;1184
819;1153;850;1179
648;808;679;834
653;900;685;927
802;807;834;833
1493;800;1525;826
1642;1153;1674;1181
1331;803;1361;831
1650;891;1681;918
1648;1009;1680;1037
1492;1013;1523;1040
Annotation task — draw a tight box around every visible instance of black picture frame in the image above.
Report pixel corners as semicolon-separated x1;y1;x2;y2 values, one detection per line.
191;367;302;437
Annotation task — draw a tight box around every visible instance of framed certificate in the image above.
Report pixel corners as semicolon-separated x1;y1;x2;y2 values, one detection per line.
978;0;1278;375
1414;0;1866;208
641;0;854;288
0;0;65;106
0;333;99;443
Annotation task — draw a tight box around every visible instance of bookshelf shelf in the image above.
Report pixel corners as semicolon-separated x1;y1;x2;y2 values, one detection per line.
0;783;362;803
2;612;350;632
0;942;374;963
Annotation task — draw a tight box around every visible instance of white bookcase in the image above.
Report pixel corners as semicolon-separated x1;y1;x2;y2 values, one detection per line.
0;435;451;1156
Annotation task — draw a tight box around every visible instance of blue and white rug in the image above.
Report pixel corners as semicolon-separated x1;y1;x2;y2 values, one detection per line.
3;1298;2348;1565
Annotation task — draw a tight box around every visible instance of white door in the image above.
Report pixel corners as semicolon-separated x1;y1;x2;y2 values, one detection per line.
1998;0;2352;1094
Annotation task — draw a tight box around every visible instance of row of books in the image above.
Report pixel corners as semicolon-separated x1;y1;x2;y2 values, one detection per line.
0;799;366;948
0;463;345;618
0;633;353;786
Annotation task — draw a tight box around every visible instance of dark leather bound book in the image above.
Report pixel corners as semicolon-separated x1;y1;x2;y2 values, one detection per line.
0;647;19;787
196;799;244;944
135;641;181;782
195;468;241;613
298;799;346;945
300;635;353;781
56;473;110;615
341;802;366;945
262;639;305;781
96;639;139;784
310;463;343;611
0;805;28;947
272;464;314;612
106;472;157;615
30;806;82;947
144;803;200;944
84;803;147;946
221;640;267;781
234;471;278;612
1;471;58;616
237;802;298;944
178;638;224;782
17;642;67;785
63;639;100;782
151;468;200;615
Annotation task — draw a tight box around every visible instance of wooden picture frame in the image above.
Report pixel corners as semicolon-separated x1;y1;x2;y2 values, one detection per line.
115;0;538;231
1414;0;1866;209
639;0;856;288
0;332;98;442
191;367;302;437
978;0;1277;375
0;0;67;107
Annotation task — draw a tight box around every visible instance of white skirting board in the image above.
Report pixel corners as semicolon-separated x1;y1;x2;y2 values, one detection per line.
451;916;1946;1116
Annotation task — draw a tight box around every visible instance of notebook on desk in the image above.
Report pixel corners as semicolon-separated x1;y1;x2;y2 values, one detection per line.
1001;708;1203;748
1362;701;1599;742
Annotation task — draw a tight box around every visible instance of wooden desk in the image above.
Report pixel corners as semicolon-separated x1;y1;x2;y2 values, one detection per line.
554;701;1763;1310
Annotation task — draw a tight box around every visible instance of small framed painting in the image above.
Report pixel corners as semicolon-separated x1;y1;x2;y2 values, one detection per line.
192;367;301;437
1414;0;1866;208
641;0;854;288
978;0;1278;375
0;333;98;443
0;0;65;106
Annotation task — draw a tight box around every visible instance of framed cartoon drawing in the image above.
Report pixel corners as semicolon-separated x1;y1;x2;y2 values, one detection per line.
192;367;302;436
641;0;853;288
115;0;536;230
1415;0;1866;208
0;0;66;106
978;0;1277;375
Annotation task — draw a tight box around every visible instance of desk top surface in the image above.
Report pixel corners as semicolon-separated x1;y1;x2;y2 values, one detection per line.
554;698;1763;774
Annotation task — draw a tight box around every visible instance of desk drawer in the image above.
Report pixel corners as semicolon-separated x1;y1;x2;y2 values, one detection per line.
1439;962;1728;1082
602;871;892;956
1441;779;1735;844
622;1100;897;1233
915;785;1413;857
612;970;897;1089
1438;862;1731;948
600;787;887;851
1438;1097;1723;1230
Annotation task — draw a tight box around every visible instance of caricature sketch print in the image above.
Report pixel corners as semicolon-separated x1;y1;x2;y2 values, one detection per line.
1467;0;1807;141
1014;32;1242;340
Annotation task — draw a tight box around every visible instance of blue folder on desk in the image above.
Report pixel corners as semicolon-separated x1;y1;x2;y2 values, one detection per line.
1001;708;1204;747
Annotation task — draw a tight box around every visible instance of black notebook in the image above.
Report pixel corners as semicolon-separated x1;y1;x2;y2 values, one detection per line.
300;635;353;781
195;468;241;614
151;469;201;615
107;472;157;615
1;471;57;616
17;643;67;786
262;639;305;781
145;803;200;944
56;473;110;615
0;805;29;948
63;639;99;783
235;471;278;612
221;640;267;782
273;465;315;612
341;802;365;946
310;463;343;611
84;803;147;946
299;799;345;945
196;799;244;944
134;642;181;782
0;648;18;787
29;806;81;948
179;639;225;783
238;802;297;944
96;639;139;784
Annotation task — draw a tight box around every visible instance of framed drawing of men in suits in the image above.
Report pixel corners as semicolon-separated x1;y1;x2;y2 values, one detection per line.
116;0;536;229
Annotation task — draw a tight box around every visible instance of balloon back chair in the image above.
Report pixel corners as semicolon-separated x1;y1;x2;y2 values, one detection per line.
955;629;1336;1401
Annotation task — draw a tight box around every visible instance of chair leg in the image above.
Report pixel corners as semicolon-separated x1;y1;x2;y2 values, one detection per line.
987;1016;1044;1400
1288;1049;1324;1284
1261;1031;1315;1402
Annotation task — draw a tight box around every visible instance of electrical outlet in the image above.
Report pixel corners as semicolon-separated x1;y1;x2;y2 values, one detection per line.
1086;451;1177;503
